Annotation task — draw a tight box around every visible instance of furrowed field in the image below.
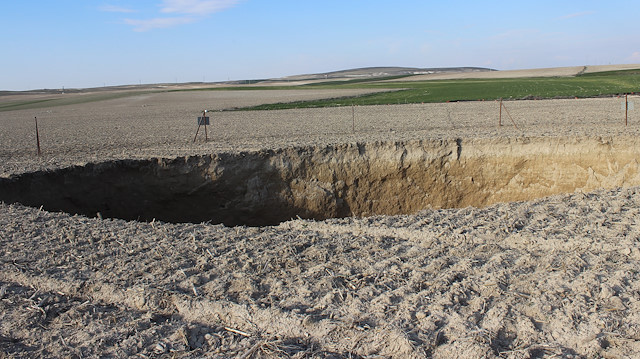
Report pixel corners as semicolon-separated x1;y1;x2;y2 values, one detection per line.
1;65;640;358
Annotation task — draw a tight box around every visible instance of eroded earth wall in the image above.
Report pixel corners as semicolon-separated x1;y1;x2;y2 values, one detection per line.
1;136;639;226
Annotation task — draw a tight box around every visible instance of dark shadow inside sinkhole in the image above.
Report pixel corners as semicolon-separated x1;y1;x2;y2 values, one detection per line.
0;156;323;227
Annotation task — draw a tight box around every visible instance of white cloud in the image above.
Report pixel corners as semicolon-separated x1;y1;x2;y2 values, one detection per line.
159;0;241;15
124;17;196;32
100;4;136;13
119;0;241;31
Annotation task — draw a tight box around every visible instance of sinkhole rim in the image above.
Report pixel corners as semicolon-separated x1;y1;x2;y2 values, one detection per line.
1;137;639;227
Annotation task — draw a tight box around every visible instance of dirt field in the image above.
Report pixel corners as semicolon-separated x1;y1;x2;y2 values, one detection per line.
2;81;640;358
399;64;640;81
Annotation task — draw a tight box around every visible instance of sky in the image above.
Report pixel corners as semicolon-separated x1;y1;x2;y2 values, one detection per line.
1;0;639;91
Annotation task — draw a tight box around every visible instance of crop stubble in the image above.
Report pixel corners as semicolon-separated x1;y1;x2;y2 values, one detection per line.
1;89;640;358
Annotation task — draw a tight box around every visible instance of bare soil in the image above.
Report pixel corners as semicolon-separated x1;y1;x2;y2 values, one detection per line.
1;85;640;358
398;64;640;81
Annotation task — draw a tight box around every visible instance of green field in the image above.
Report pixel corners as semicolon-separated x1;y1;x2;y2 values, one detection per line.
3;69;640;112
240;69;640;110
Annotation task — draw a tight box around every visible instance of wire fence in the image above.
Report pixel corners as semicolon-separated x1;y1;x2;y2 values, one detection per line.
1;95;638;176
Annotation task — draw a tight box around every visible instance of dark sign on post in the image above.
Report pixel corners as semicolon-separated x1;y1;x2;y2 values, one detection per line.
194;110;211;142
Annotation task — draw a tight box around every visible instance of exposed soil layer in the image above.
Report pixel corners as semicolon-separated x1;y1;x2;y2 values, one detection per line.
2;137;640;226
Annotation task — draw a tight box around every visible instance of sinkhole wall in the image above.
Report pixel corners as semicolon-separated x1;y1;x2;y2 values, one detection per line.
1;137;640;226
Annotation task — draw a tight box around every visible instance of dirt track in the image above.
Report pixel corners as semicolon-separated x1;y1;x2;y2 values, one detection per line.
2;88;640;358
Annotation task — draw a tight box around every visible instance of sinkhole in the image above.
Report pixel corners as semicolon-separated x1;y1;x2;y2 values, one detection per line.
2;138;640;227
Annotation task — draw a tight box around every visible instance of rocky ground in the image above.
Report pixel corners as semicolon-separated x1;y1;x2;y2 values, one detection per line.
1;89;640;358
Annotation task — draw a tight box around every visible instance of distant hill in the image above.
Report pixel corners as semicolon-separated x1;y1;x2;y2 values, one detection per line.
7;64;638;94
277;66;496;81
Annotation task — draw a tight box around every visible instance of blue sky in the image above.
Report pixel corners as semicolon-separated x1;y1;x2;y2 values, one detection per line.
2;0;639;91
